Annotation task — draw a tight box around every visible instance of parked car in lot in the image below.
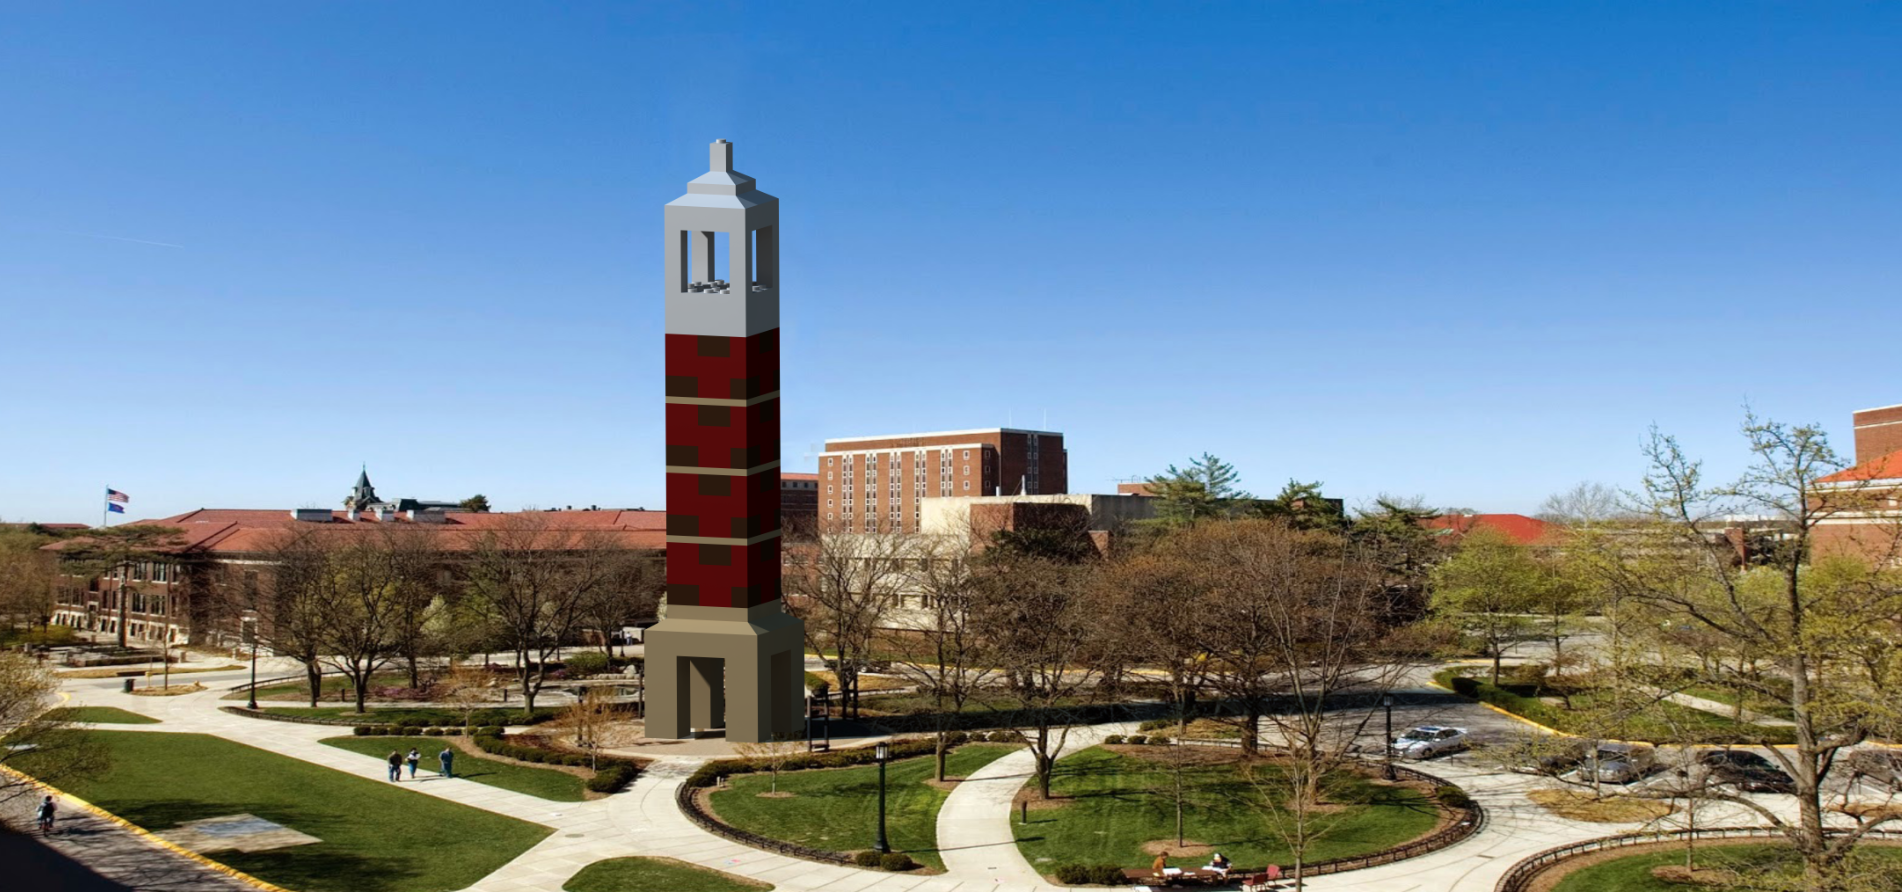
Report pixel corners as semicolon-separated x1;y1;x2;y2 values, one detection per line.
1390;726;1469;760
1587;742;1657;784
1849;750;1902;792
1699;750;1796;793
1511;738;1593;776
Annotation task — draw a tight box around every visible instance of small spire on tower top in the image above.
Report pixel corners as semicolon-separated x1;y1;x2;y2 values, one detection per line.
711;139;733;173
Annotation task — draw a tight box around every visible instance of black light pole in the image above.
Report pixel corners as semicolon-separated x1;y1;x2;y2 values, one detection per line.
874;741;891;854
1381;694;1396;781
246;613;260;711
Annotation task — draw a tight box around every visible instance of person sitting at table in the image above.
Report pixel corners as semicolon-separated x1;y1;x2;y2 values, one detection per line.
1152;851;1169;875
1208;852;1231;876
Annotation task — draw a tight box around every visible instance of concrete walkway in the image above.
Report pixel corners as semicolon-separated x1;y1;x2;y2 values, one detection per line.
52;672;1811;892
936;722;1137;887
1;779;257;892
1655;689;1796;728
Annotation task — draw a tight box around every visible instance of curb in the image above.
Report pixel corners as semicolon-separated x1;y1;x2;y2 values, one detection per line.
0;765;294;892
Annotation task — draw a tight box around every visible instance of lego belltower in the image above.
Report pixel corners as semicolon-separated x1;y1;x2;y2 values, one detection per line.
643;140;804;743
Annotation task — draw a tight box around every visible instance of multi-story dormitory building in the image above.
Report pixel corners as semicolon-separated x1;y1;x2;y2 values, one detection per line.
818;428;1068;534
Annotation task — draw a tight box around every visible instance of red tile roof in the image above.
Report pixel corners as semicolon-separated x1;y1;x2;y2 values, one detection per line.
1419;513;1559;546
1819;450;1902;485
781;472;819;482
61;509;668;555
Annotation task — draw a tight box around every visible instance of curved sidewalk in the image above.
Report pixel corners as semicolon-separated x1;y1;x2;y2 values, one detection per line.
936;722;1136;888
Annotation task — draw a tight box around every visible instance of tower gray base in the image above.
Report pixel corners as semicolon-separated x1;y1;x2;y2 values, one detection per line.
643;603;805;743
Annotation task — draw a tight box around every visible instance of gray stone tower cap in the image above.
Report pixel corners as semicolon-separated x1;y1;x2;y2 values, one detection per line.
687;139;756;196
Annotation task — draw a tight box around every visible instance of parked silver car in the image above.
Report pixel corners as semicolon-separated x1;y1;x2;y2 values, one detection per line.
1390;726;1469;760
1587;742;1657;784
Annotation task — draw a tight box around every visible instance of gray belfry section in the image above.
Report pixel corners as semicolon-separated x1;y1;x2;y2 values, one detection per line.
662;138;781;338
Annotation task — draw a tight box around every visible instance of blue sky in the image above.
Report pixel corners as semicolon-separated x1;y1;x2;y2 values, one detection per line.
4;2;1899;524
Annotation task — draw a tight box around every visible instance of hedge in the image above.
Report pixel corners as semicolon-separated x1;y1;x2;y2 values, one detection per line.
684;737;950;789
464;729;641;793
1054;863;1128;885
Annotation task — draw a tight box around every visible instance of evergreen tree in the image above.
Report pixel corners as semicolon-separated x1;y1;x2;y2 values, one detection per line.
1145;453;1249;526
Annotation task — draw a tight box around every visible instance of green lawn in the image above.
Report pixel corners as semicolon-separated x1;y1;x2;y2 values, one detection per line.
1549;843;1902;892
565;857;772;892
1014;747;1440;873
1678;685;1797;722
253;705;558;726
45;706;159;724
709;744;1018;870
1433;669;1796;745
226;671;419;702
321;735;586;801
11;731;550;892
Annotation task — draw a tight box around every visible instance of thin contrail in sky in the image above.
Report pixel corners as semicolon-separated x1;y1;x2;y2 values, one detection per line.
49;229;185;249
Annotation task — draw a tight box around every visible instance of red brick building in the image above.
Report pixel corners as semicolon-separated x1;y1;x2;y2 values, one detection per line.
49;507;666;647
818;428;1068;533
1813;403;1902;566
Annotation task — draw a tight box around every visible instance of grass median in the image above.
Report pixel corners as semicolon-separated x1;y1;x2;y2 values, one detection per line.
1014;746;1439;874
11;730;550;892
44;706;159;724
708;744;1018;870
1433;668;1796;744
321;735;587;801
564;856;772;892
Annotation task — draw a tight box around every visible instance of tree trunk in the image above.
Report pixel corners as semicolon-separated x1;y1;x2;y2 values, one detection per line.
306;663;322;707
353;671;369;713
935;732;949;783
407;654;421;690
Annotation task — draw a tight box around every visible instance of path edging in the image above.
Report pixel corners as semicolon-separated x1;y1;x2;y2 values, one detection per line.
0;765;295;892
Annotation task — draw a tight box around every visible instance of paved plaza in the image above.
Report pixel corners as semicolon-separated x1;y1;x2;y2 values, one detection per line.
20;661;1796;892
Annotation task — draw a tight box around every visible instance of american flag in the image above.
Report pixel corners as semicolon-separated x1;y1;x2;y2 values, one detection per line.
106;488;129;504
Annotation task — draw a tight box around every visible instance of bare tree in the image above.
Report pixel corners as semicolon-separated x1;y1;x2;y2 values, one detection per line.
580;552;662;658
732;736;805;794
1191;519;1414;888
1570;415;1902;892
887;530;996;781
464;514;624;713
317;531;411;714
1537;481;1632;525
0;653;106;809
1101;548;1217;843
969;553;1108;800
259;527;336;707
786;532;907;719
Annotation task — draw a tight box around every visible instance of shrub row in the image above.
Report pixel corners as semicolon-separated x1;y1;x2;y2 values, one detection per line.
849;850;919;871
1053;863;1128;885
586;762;638;793
1434;785;1475;810
351;724;508;737
467;730;642;792
1102;734;1172;746
471;730;595;767
685;738;952;789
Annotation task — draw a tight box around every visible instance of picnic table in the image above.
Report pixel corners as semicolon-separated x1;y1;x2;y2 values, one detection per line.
1119;866;1288;891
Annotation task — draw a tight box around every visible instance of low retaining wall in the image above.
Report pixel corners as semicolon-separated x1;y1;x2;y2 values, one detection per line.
669;753;1485;878
675;780;852;865
1494;827;1902;892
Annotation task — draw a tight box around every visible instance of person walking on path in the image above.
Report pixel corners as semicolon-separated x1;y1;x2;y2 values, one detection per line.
387;751;403;782
438;746;455;778
406;748;421;779
36;795;56;835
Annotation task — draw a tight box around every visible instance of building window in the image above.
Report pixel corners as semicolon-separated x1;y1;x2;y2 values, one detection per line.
963;481;971;491
963;450;971;459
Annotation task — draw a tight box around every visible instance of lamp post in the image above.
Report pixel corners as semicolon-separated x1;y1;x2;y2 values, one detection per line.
1381;694;1396;781
245;612;260;711
874;741;891;854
